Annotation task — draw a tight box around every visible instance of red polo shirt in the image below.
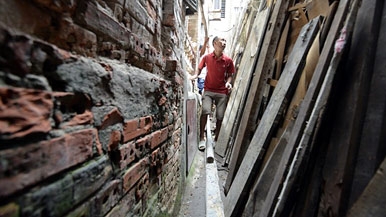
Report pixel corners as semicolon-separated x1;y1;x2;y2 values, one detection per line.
198;52;235;94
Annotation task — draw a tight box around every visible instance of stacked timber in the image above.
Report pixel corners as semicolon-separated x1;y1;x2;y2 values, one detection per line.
216;0;386;216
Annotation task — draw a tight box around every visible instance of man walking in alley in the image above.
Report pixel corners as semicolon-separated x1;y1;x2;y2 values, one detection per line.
190;36;236;150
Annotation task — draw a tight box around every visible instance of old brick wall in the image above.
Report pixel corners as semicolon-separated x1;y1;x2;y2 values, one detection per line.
0;0;188;216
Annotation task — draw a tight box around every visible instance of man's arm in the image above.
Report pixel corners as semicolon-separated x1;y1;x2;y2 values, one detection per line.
190;68;202;80
225;75;233;90
199;37;210;57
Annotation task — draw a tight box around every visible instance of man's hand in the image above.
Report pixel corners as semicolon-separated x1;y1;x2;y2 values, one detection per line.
225;82;232;90
189;74;197;80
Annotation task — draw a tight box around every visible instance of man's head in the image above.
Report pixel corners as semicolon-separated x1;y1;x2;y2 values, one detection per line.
212;36;227;52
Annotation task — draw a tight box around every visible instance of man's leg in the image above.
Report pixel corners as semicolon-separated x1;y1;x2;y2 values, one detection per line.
199;91;212;150
200;114;207;141
214;119;222;142
213;93;228;144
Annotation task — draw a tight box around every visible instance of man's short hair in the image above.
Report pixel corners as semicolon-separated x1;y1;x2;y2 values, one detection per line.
212;36;219;46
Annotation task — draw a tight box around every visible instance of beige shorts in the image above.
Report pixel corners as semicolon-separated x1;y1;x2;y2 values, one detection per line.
201;91;228;120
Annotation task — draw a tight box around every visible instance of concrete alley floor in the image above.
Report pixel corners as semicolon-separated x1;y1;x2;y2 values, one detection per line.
178;149;228;217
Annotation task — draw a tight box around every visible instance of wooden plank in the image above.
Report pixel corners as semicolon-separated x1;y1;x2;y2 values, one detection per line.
215;8;269;157
224;16;320;217
270;2;361;215
306;0;330;20
273;18;290;80
257;1;354;216
279;29;320;137
273;1;353;216
315;1;374;216
346;157;386;217
348;0;386;206
242;121;294;216
221;8;271;192
223;0;292;195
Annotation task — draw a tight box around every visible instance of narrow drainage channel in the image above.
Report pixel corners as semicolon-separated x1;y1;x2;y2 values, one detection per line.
178;115;228;217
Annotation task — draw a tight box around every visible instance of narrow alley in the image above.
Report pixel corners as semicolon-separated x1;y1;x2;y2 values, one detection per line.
1;0;386;217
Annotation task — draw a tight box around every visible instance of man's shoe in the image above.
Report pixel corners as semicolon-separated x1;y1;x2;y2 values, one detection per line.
198;140;206;151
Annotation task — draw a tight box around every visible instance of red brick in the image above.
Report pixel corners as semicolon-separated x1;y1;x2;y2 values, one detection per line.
33;0;77;12
136;135;149;156
150;148;160;167
0;129;96;197
139;116;153;131
165;60;177;72
0;1;51;44
95;133;103;156
100;108;124;130
135;173;149;201
149;127;169;150
49;16;97;57
106;186;138;217
118;141;137;169
63;109;94;127
76;1;130;45
123;116;153;143
108;130;122;152
150;148;163;176
94;179;122;216
131;33;146;57
0;87;53;139
123;158;148;193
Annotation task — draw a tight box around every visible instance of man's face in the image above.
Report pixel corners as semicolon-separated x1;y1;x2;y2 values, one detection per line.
214;38;226;51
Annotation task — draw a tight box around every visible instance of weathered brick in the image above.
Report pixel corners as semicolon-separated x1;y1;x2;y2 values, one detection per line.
150;148;163;176
66;201;91;217
105;187;140;217
108;130;122;152
139;116;153;131
72;156;113;203
93;179;122;217
118;141;137;169
0;87;53;139
21;174;73;217
123;158;148;193
100;107;124;130
49;16;97;57
136;135;149;156
0;1;51;39
150;127;169;150
123;116;153;142
162;14;175;27
125;0;148;26
130;33;146;57
0;129;97;198
62;109;94;127
19;156;112;217
135;173;149;201
165;60;178;72
33;0;77;12
75;1;130;46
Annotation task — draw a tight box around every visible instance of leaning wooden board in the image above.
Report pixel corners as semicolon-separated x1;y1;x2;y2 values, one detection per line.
257;0;354;216
224;15;321;217
222;0;291;195
347;157;386;217
215;7;266;158
220;8;271;192
270;1;361;215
